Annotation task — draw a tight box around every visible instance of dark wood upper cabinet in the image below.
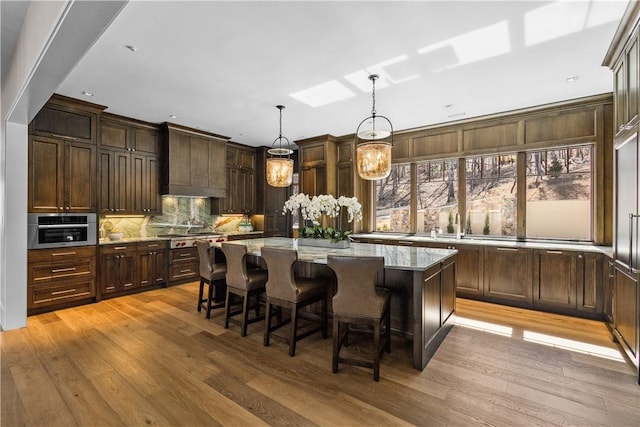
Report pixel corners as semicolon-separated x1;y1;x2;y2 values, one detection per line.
296;135;337;197
162;123;228;197
28;135;96;213
30;94;104;144
213;143;256;214
98;114;162;215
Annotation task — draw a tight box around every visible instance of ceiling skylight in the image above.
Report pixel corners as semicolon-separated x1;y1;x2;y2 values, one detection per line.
289;80;355;108
417;20;511;71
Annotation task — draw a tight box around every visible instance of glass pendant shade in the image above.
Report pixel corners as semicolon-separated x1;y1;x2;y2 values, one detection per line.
356;141;392;180
355;74;393;180
266;157;294;187
267;105;294;187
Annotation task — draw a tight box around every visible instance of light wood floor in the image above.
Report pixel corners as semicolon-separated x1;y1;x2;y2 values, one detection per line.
2;283;639;426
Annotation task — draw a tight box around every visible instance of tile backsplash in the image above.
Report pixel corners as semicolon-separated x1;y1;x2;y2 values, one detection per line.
99;196;244;238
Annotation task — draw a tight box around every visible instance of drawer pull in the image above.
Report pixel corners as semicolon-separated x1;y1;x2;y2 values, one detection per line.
51;288;77;296
52;252;76;257
496;247;518;252
114;246;127;250
147;244;159;248
398;241;413;245
51;267;77;273
179;253;191;257
546;250;563;254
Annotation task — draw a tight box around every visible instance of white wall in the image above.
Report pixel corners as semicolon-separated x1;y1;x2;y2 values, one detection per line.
0;0;127;330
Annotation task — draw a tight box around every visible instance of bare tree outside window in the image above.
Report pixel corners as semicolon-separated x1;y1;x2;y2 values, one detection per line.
526;145;593;240
375;164;411;232
466;154;517;237
417;159;458;234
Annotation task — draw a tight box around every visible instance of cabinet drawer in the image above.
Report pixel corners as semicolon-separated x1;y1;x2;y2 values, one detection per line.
136;240;169;251
29;278;95;309
171;247;197;262
31;258;94;283
28;246;96;264
170;263;198;281
100;244;137;255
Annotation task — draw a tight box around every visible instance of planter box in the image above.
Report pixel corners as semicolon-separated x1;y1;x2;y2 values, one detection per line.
297;238;350;249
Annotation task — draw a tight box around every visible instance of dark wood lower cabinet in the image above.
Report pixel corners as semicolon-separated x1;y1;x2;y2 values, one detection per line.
533;249;577;310
99;244;137;296
137;241;168;288
484;247;533;306
613;266;639;368
27;246;97;314
169;247;199;284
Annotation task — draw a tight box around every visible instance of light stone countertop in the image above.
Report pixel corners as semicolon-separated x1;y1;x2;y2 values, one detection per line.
99;236;170;245
351;233;614;258
216;237;457;271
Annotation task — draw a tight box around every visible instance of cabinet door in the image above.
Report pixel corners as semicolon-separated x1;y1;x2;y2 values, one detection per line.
454;245;484;298
153;250;168;285
614;267;638;361
99;253;119;295
628;37;639;126
29;136;64;212
100;120;129;150
146;156;161;214
577;252;601;314
264;213;288;237
118;253;137;292
138;250;152;287
533;250;577;310
131;154;146;214
240;169;255;213
615;58;627;133
484;247;532;305
441;259;456;325
604;260;615;324
131;126;160;154
113;151;131;213
65;141;96;213
301;165;325;196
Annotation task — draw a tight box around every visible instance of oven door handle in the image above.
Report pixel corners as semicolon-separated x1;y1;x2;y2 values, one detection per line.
38;224;89;229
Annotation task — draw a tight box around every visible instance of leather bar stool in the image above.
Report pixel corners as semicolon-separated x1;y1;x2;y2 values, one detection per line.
327;255;391;381
195;240;227;319
221;242;268;337
261;247;328;356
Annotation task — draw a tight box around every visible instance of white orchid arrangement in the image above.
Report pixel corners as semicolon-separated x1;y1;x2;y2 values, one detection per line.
282;193;363;241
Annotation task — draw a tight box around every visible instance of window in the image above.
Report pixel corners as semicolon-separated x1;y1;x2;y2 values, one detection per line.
416;159;459;234
374;164;411;232
526;145;593;240
466;154;517;237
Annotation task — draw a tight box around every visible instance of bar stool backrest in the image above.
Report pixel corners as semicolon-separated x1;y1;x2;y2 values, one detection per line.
221;243;249;290
261;247;298;301
327;255;385;318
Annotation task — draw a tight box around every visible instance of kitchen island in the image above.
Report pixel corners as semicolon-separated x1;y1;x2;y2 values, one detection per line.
217;237;458;370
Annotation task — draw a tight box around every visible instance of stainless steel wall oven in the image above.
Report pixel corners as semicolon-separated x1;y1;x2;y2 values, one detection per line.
28;213;97;249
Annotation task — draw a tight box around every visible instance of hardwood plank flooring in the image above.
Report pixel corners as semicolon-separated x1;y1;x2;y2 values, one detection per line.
2;284;638;426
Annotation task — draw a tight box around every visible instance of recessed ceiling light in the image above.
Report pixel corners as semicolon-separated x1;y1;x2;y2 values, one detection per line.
448;112;466;119
169;114;177;119
125;45;138;52
444;104;453;108
81;91;94;97
566;76;579;82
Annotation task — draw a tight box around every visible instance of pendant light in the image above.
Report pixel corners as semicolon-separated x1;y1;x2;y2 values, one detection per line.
266;105;294;187
355;74;393;180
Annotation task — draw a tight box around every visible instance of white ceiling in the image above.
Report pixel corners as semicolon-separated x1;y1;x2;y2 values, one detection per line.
20;1;633;147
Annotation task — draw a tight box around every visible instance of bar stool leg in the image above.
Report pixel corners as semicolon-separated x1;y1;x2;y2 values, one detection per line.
224;288;232;329
241;293;250;337
197;277;205;312
332;318;340;373
289;304;298;357
206;280;214;319
264;301;272;346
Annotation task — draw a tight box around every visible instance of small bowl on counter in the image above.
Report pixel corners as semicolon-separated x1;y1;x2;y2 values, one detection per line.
107;232;123;241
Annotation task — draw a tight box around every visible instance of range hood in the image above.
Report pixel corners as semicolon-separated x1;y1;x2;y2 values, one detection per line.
161;123;229;198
